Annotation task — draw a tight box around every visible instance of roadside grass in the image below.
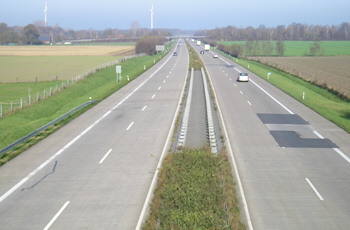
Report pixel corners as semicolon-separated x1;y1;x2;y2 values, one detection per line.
232;57;350;132
0;53;165;163
217;41;350;56
143;148;245;230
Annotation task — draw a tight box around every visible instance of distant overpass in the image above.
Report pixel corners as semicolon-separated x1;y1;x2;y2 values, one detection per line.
165;35;206;39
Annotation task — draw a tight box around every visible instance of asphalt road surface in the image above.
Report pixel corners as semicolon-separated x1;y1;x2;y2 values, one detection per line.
0;40;189;229
192;42;350;229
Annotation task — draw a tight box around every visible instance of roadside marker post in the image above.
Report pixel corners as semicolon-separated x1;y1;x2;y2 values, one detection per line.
116;65;121;83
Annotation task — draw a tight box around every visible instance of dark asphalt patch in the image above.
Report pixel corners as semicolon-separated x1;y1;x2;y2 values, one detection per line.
270;131;338;148
257;114;308;125
257;113;338;148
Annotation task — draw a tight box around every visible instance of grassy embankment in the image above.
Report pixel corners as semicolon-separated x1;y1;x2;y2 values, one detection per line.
143;41;245;229
0;52;167;165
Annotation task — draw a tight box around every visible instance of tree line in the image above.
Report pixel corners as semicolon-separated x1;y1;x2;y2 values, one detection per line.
0;22;172;45
203;38;324;58
195;22;350;41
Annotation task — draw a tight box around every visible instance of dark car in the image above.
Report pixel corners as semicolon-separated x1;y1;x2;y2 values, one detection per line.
200;50;205;54
173;52;177;56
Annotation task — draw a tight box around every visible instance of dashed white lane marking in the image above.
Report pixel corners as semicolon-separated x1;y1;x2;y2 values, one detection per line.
313;131;324;139
151;94;155;99
142;106;147;111
99;149;112;164
126;122;134;131
43;201;70;230
333;148;350;163
305;178;324;201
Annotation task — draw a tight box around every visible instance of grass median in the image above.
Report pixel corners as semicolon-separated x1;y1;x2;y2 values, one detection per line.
143;148;245;229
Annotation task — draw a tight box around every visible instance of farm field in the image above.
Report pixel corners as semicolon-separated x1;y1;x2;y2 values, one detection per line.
0;45;135;56
253;56;350;98
0;45;135;83
217;41;350;56
0;56;124;82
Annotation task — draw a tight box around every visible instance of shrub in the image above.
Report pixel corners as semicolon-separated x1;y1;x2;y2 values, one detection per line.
135;36;166;55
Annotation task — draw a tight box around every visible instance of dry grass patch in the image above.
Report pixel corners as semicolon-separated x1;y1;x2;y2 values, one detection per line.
0;45;135;56
254;56;350;98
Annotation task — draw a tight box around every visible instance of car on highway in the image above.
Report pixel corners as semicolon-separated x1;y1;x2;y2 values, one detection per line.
200;50;205;54
213;54;218;58
173;52;177;56
237;72;249;82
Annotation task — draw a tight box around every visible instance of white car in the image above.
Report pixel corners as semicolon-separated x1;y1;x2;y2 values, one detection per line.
237;73;249;82
213;54;218;58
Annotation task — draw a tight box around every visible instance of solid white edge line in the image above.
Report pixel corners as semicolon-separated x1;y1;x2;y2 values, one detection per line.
200;52;254;229
0;46;175;204
249;79;294;114
135;40;187;230
99;149;112;164
43;201;70;230
126;122;134;130
305;178;324;201
333;148;350;163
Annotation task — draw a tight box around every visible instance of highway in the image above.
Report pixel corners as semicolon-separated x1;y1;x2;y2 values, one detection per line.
0;40;188;229
1;39;350;230
191;42;350;229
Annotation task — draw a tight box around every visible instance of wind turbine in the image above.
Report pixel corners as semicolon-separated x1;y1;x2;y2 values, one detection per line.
44;3;48;26
150;2;154;29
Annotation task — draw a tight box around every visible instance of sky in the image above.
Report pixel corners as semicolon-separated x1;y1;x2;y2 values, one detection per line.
0;0;349;31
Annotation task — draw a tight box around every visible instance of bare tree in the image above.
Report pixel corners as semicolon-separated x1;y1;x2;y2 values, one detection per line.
130;21;140;37
276;40;285;56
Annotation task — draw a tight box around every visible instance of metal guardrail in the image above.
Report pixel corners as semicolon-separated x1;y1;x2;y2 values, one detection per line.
201;67;218;154
177;68;194;147
0;100;98;156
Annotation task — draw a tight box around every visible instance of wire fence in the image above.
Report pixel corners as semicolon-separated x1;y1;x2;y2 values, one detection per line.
0;53;145;118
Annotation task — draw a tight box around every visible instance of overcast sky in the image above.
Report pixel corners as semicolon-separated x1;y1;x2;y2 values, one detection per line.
0;0;349;31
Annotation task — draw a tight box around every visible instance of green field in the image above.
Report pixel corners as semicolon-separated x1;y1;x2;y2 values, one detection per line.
217;41;350;56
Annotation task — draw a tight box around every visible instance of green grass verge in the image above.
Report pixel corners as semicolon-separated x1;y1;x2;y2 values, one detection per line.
228;56;350;132
217;41;350;56
143;148;245;229
0;53;166;163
